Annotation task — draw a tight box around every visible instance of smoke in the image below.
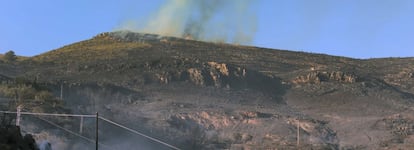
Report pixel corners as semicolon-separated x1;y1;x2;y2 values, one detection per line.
116;0;258;44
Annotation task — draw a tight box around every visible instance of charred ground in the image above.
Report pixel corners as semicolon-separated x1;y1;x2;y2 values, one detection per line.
1;31;414;149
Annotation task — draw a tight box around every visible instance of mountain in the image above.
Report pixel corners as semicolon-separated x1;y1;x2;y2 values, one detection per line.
1;31;414;149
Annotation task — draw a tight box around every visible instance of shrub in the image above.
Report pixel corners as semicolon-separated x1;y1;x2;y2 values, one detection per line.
4;51;17;62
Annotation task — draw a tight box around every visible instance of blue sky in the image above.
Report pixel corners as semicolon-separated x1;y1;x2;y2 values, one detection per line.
1;0;414;58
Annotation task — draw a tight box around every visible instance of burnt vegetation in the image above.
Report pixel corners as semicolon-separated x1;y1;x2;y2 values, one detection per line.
1;31;414;149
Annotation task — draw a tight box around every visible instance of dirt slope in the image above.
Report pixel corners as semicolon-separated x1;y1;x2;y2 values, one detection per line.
0;31;413;149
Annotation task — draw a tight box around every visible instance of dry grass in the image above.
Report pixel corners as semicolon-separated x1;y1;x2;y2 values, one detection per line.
32;36;151;63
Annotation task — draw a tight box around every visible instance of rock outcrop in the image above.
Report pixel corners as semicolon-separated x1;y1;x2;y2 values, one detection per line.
186;62;247;87
384;68;414;89
167;110;338;149
372;114;414;148
292;71;358;84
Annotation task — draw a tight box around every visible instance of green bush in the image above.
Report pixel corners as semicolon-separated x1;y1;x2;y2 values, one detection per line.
0;78;66;113
3;51;16;62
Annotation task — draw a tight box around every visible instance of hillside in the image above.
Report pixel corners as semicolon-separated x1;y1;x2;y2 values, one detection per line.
1;31;414;149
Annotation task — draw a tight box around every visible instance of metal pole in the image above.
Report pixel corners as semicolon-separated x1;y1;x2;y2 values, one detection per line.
96;112;99;150
60;83;63;100
297;119;300;148
80;116;84;134
16;106;21;126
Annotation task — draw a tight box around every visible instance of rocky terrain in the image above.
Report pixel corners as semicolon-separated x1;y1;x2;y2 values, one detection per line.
1;31;414;149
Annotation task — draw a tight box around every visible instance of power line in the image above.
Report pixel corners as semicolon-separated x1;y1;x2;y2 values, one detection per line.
99;116;181;150
0;110;181;150
34;116;114;150
0;110;96;118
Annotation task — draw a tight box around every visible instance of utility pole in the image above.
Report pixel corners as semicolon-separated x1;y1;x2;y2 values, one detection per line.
297;119;300;148
60;83;63;100
96;112;99;150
